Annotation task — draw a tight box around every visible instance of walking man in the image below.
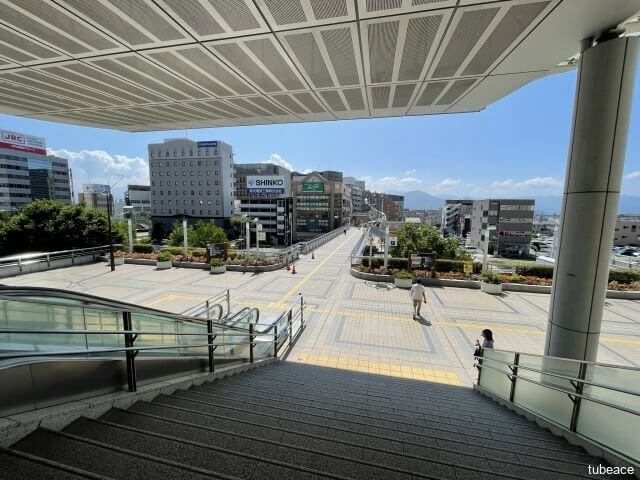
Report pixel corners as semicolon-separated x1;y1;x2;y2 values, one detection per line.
410;282;427;320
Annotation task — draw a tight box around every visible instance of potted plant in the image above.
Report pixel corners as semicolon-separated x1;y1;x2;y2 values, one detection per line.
394;269;413;289
156;251;172;270
481;271;503;294
112;251;125;265
210;257;226;274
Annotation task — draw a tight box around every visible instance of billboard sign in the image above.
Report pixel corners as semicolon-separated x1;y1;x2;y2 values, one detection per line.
302;182;324;193
0;130;46;155
196;140;217;148
247;175;286;195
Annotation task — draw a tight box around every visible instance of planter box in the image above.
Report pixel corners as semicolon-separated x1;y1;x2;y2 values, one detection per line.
394;277;413;289
210;265;226;274
156;260;172;270
481;282;502;294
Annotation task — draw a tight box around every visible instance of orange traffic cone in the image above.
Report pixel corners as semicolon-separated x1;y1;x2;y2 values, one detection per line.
291;263;297;274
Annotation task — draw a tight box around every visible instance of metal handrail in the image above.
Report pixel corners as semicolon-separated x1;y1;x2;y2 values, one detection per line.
0;245;123;268
474;354;640;398
0;287;230;329
475;362;640;417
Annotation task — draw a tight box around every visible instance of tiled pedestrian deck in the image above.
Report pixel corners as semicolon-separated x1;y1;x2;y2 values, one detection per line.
4;228;640;386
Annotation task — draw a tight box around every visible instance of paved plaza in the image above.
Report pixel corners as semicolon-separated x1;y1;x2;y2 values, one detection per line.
3;229;640;386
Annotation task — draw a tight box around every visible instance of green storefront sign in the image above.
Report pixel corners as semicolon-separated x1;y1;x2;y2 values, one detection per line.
302;182;324;193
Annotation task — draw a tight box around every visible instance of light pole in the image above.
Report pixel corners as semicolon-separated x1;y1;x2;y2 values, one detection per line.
105;175;125;272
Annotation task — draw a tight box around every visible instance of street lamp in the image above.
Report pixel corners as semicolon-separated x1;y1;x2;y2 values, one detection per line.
105;175;125;272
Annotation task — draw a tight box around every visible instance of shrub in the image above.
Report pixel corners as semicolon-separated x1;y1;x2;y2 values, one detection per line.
515;264;554;279
162;246;184;255
481;271;502;284
156;251;172;262
506;274;525;283
210;258;225;267
133;244;154;253
608;269;640;284
394;270;413;279
136;237;152;244
190;248;207;257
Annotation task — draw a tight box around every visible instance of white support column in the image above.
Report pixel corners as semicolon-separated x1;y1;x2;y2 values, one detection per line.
182;218;188;258
546;34;638;362
127;218;133;254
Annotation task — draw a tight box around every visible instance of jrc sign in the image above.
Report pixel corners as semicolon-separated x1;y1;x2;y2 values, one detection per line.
302;182;324;193
247;175;286;195
0;130;46;155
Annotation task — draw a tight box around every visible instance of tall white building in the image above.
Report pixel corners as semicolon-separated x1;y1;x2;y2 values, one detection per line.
78;183;112;215
148;138;235;229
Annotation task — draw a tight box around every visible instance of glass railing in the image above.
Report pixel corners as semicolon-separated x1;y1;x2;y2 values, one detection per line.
475;348;640;464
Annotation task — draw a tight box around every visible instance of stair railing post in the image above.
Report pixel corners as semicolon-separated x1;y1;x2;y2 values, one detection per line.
123;311;137;392
207;318;215;373
299;294;304;328
288;309;293;345
273;325;278;358
249;323;254;363
569;362;587;432
509;352;519;402
226;289;231;317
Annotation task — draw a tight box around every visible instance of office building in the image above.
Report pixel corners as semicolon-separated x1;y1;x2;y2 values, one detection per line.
0;129;71;212
383;194;404;221
148;138;235;229
292;171;349;241
614;217;640;246
470;199;535;257
234;163;293;246
344;177;365;213
442;200;474;237
125;184;151;223
78;183;112;215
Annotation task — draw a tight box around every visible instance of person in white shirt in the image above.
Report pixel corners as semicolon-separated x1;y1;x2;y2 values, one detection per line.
410;282;427;320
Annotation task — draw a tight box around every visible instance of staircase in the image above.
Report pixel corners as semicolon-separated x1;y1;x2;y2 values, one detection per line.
2;362;617;480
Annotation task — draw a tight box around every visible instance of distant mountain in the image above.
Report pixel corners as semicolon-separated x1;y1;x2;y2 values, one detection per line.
399;191;640;215
402;190;446;210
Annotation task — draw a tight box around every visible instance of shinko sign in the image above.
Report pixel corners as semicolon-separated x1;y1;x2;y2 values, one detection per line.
0;130;46;155
247;175;286;195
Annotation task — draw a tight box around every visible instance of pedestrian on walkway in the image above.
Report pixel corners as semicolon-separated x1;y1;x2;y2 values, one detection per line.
410;282;427;320
474;329;494;355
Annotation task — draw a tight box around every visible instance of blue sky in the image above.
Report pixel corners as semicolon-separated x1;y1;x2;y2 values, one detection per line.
1;66;639;200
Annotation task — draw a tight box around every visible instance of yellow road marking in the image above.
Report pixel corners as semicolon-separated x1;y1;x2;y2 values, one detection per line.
277;235;353;304
144;292;210;308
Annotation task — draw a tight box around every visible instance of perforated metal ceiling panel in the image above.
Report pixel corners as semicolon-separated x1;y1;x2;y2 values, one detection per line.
0;0;637;131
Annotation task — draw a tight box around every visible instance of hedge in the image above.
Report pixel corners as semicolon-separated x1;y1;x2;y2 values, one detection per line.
514;265;554;279
132;244;154;253
361;257;481;273
514;265;640;284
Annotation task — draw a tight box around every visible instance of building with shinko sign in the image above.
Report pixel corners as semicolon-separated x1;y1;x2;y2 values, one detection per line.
147;138;235;232
234;163;292;246
291;171;351;242
0;129;72;212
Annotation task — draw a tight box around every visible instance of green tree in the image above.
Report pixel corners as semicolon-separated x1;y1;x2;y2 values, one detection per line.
390;224;467;260
191;220;227;247
166;221;191;247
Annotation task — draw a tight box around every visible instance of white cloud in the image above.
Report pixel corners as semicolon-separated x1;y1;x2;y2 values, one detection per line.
262;153;295;172
625;171;640;180
405;169;417;175
359;175;423;193
490;176;562;190
47;148;148;199
438;178;461;188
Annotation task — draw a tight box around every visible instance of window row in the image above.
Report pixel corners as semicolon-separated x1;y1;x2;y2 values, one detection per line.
153;199;218;206
154;209;219;216
152;171;217;177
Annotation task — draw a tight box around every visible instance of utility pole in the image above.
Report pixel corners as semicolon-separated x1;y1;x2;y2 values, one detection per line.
182;217;188;258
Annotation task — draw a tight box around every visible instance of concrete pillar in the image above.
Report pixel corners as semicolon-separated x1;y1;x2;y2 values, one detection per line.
546;34;638;361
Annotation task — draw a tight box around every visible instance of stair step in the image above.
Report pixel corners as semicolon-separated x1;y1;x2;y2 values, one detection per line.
67;415;450;480
11;429;222;480
138;396;593;464
176;388;571;448
0;449;107;480
192;383;545;434
112;404;599;479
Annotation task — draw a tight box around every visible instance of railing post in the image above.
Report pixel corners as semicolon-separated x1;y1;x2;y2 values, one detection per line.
205;300;210;320
207;318;215;373
509;352;519;402
249;323;254;363
299;294;304;328
273;325;278;358
569;362;587;432
226;289;231;317
122;311;137;392
18;257;22;272
46;254;50;267
71;250;75;265
288;309;293;345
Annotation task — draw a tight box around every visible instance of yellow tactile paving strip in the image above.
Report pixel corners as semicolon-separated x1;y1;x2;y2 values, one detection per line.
296;352;461;385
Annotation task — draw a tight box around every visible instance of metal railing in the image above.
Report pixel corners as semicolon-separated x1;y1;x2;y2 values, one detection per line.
0;288;306;398
0;245;122;272
474;348;640;465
